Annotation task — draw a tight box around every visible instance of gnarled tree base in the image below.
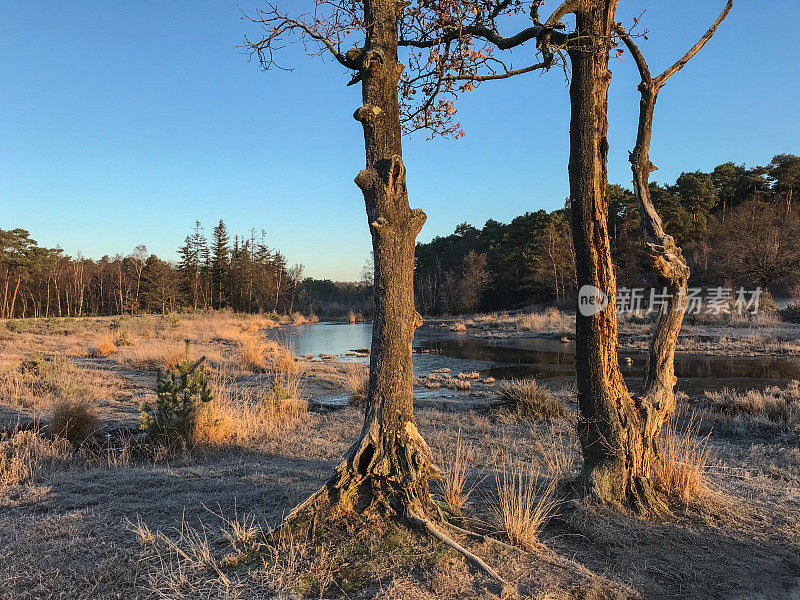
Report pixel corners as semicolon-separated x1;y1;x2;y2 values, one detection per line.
284;417;439;523
574;459;670;518
276;423;519;597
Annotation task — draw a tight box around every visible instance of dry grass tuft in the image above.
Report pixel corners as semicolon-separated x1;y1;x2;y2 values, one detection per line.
95;336;117;357
135;509;460;599
438;429;476;516
50;400;100;443
237;336;297;373
290;311;308;326
516;308;573;334
497;379;567;421
492;455;558;550
442;377;471;391
237;335;265;370
344;362;369;407
457;371;480;380
531;423;577;479
450;322;467;333
192;372;307;446
0;355;125;410
705;381;800;429
653;412;711;504
114;341;191;371
0;425;75;486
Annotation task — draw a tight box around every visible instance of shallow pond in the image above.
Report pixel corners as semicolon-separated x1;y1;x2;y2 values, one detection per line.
269;322;800;401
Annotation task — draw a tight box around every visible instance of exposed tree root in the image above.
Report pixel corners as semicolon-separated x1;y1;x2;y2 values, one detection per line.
407;511;519;598
268;470;526;597
435;506;525;553
631;476;671;518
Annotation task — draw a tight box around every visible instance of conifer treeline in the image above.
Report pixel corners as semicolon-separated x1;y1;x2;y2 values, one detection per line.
415;154;800;314
4;154;798;319
0;220;305;318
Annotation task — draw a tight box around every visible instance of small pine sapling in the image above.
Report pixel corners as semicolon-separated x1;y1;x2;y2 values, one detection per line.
140;342;212;443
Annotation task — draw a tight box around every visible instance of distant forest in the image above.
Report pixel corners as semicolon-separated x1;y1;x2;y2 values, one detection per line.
415;154;800;314
2;154;797;319
0;221;308;319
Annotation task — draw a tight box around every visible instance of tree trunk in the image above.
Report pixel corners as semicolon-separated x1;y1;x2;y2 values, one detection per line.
626;78;690;495
2;276;8;319
9;273;21;319
568;1;664;508
291;0;436;520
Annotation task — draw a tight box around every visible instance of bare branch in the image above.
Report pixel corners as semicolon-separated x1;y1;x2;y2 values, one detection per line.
613;23;651;83
654;0;733;87
241;3;360;71
446;60;549;82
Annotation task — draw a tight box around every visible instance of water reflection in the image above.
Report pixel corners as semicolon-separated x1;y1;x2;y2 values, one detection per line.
270;322;800;395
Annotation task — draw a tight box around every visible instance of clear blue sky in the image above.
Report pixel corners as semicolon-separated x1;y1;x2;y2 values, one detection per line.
1;1;797;280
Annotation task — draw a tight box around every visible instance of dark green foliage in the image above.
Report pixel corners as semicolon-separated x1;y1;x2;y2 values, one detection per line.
414;209;575;313
299;278;372;320
210;219;230;309
139;347;213;443
414;154;800;313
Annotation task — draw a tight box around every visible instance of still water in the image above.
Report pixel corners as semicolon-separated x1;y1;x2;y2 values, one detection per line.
269;322;800;397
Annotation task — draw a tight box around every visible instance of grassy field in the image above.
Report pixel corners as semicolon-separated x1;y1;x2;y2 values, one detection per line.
0;312;798;599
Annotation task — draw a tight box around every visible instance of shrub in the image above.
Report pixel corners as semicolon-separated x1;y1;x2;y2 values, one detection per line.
115;331;135;346
51;400;99;443
161;314;181;331
497;379;566;421
781;304;800;324
140;355;213;444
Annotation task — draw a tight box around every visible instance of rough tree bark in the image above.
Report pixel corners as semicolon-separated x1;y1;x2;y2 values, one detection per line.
565;0;655;508
252;4;520;591
287;0;437;521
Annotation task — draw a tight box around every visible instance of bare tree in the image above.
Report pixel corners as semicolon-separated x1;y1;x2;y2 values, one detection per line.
129;244;148;311
397;0;732;511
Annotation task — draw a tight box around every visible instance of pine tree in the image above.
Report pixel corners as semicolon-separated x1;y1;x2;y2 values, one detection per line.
178;222;208;311
210;220;230;309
